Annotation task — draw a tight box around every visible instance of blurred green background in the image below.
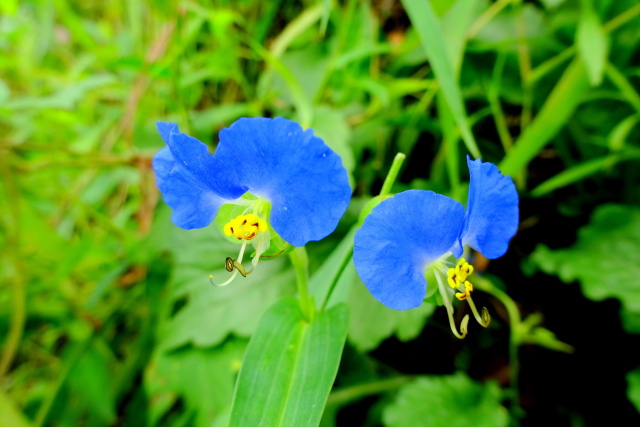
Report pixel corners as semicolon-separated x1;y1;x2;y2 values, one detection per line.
1;0;640;425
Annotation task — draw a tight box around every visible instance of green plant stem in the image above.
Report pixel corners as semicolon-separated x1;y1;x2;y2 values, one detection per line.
326;376;413;407
466;0;519;40
314;0;358;103
478;279;524;421
603;2;640;32
0;153;25;380
379;153;406;197
289;246;314;321
321;153;407;311
320;251;353;312
529;2;640;84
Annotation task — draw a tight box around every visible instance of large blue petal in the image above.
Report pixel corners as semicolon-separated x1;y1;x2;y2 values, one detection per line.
214;117;351;247
458;156;519;259
353;190;465;310
153;122;245;229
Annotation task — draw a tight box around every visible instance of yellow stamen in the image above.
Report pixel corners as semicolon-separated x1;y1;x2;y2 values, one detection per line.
447;258;474;288
455;280;474;300
223;214;267;241
447;268;458;288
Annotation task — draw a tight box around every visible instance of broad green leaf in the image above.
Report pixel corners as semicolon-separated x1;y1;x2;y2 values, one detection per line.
0;79;10;104
229;298;348;427
347;271;435;352
0;389;31;427
145;339;248;427
500;58;591;176
311;105;355;178
65;340;117;425
531;205;640;332
621;311;640;334
147;208;295;349
383;373;508;427
401;0;480;158
189;103;260;135
441;0;483;74
627;367;640;413
159;249;295;349
577;0;608;86
539;0;567;8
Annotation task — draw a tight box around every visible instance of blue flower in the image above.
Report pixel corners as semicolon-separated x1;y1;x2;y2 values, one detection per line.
353;157;518;337
153;117;351;285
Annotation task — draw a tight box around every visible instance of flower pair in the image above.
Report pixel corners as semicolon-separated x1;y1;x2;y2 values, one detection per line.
153;117;351;285
353;157;518;337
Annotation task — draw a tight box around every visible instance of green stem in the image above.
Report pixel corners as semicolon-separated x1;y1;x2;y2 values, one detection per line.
321;153;406;311
478;279;524;422
529;2;640;84
320;251;353;312
289;246;314;322
379;153;406;197
326;376;413;407
603;2;640;32
466;0;519;40
0;153;25;380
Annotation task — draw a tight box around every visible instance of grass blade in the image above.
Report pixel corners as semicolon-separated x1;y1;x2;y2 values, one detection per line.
401;0;481;158
499;57;591;177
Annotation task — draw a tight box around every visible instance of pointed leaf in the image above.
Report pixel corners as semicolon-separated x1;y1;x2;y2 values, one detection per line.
383;373;508;427
229;298;348;427
531;204;640;332
577;2;608;86
401;0;480;158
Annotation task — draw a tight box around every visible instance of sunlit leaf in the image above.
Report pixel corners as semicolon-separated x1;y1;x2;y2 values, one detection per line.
347;270;435;352
146;208;295;349
577;0;608;86
145;339;248;427
531;204;640;333
229;298;348;427
65;340;117;425
383;373;508;427
627;366;640;413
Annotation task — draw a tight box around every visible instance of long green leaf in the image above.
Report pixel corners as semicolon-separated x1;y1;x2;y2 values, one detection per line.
530;150;640;197
499;57;591;176
577;0;608;86
229;298;348;427
0;389;32;427
401;0;480;158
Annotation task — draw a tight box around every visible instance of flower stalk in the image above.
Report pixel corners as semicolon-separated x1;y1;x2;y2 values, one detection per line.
289;246;314;322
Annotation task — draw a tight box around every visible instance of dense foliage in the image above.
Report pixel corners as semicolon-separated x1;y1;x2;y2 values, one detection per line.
1;0;640;426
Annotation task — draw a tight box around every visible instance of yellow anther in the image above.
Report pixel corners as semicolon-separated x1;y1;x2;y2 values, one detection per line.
223;214;267;241
456;258;473;281
448;258;474;288
455;280;474;301
447;268;458;288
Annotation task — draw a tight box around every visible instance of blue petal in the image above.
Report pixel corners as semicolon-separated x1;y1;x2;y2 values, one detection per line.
153;122;246;229
459;156;519;259
214;117;351;247
353;190;465;310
